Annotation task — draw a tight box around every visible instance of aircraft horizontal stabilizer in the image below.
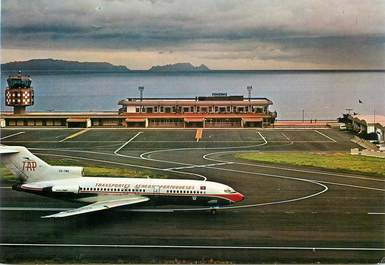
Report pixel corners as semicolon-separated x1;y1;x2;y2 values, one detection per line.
42;196;149;218
0;146;20;154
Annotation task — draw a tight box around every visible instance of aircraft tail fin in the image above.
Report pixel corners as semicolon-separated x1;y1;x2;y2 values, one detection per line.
0;145;83;183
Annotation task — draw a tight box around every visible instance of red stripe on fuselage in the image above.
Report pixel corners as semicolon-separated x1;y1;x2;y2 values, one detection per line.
79;191;244;203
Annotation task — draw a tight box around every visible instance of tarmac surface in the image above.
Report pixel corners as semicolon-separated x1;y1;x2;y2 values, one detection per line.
0;128;384;263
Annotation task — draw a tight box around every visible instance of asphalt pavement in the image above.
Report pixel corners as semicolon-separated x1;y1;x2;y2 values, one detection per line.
1;128;384;263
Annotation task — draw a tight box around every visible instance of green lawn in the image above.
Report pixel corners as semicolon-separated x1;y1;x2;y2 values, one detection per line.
0;157;166;182
0;165;16;181
235;152;385;177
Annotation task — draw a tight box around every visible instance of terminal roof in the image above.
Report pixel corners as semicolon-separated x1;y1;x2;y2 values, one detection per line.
119;98;272;106
353;114;385;127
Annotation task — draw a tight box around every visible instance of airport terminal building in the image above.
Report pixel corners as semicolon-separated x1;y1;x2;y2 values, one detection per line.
1;72;276;128
1;95;276;128
118;95;277;128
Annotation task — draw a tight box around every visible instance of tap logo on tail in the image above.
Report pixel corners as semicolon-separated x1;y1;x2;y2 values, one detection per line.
22;158;37;171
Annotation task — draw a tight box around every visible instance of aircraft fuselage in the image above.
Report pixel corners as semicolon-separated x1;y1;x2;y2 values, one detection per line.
14;176;245;207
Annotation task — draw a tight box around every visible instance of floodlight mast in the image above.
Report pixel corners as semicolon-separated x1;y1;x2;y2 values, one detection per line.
138;86;144;101
247;86;252;102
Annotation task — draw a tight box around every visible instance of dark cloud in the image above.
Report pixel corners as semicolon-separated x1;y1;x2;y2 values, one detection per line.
2;0;385;68
257;35;385;67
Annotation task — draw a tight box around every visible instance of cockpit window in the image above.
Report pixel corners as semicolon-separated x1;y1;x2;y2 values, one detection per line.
224;188;236;194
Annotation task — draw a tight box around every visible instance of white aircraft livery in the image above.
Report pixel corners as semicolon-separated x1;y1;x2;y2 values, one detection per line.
0;145;245;218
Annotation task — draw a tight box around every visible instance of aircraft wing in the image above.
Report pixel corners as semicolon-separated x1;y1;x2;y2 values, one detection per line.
41;196;149;218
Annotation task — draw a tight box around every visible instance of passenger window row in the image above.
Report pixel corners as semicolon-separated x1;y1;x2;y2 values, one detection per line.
79;187;206;194
166;190;205;194
79;187;144;192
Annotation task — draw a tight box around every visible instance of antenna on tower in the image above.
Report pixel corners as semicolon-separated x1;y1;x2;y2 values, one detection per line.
138;86;144;101
247;86;253;101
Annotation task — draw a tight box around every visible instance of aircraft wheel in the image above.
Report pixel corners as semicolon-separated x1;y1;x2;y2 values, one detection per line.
210;209;217;215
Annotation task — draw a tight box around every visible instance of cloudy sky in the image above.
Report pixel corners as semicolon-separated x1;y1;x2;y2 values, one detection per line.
1;0;385;69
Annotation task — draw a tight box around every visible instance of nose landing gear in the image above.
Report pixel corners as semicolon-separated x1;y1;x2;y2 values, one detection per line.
209;207;219;215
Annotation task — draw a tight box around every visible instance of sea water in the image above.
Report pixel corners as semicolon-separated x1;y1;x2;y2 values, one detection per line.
1;71;384;120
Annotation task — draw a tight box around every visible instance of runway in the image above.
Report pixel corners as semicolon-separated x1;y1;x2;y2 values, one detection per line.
1;128;384;263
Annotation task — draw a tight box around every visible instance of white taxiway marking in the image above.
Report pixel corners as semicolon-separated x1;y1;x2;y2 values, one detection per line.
2;140;334;143
138;130;270;166
1;243;384;251
280;132;291;141
315;130;337;143
6;145;327;212
110;135;207;181
139;129;268;160
32;147;205;180
34;152;207;181
368;212;385;215
0;207;72;211
34;152;170;173
257;131;268;144
29;138;377;213
317;181;385;192
114;132;143;154
1;141;125;143
134;140;264;142
165;162;233;170
0;187;11;189
0;207;176;213
205;162;385;193
0;131;25;140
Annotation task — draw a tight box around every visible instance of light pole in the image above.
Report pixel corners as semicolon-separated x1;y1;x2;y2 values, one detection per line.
247;86;252;102
138;86;144;101
138;86;144;113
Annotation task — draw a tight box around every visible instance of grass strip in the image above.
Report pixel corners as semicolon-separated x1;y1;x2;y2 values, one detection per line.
235;152;385;177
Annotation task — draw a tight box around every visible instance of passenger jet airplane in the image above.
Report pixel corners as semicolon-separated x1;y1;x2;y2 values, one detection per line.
0;145;244;218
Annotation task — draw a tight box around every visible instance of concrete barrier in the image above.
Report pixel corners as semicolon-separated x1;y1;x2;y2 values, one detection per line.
351;136;377;150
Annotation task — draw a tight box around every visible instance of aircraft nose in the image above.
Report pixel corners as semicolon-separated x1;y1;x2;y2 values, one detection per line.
236;192;245;202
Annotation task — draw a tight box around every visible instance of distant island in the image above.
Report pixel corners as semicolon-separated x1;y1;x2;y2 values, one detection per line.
148;63;210;72
1;58;129;73
2;59;383;74
1;59;211;73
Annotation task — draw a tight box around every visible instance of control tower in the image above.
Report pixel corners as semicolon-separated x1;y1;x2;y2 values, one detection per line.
5;71;34;114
